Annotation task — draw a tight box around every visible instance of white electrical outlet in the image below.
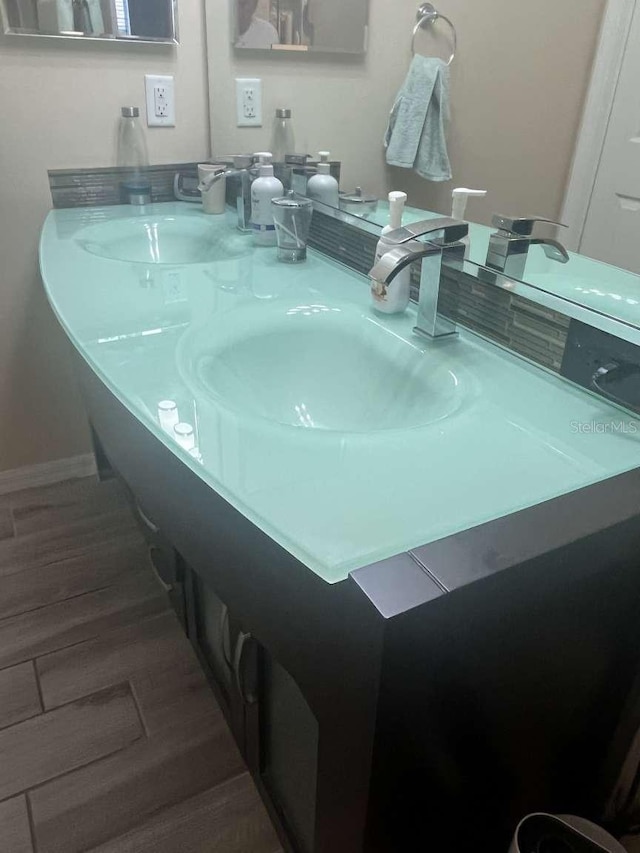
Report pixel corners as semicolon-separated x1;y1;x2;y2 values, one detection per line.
145;74;175;127
235;78;262;127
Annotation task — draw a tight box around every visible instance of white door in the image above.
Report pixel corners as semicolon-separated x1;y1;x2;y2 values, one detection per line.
580;0;640;273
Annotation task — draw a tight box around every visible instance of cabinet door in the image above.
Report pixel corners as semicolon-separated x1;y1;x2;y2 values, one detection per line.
189;571;235;713
186;570;319;852
259;650;319;853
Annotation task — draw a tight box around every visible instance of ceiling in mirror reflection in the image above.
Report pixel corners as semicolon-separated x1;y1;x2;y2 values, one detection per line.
233;0;368;53
2;0;178;42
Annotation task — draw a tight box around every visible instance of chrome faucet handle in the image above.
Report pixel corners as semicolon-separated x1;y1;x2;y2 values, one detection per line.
198;168;229;193
491;215;568;237
384;217;469;246
530;238;570;264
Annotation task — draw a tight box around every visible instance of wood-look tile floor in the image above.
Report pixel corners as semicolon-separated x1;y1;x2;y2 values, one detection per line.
0;475;282;853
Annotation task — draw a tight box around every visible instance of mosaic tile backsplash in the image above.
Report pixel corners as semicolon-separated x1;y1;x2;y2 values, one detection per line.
48;163;199;209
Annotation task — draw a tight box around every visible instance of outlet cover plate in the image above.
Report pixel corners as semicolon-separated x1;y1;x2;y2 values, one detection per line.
235;78;262;127
145;74;175;127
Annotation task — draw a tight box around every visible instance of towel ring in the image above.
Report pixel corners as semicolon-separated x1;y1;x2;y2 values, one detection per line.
412;2;457;65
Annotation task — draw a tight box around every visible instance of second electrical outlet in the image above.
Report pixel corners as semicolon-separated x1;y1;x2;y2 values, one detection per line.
236;78;262;127
145;74;176;127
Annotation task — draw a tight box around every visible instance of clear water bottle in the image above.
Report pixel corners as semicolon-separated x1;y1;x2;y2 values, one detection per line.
270;108;295;163
117;107;149;170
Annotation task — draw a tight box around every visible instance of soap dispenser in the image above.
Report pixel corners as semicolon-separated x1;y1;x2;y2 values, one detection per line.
307;152;339;207
250;152;284;246
372;191;411;314
451;188;487;259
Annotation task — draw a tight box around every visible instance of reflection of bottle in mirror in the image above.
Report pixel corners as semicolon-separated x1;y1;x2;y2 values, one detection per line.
117;107;149;171
372;191;411;314
251;153;284;246
270;109;295;162
451;187;487;259
307;152;339;207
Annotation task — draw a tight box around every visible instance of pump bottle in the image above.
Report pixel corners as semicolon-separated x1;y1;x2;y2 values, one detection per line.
251;153;284;246
307;152;339;207
372;191;411;314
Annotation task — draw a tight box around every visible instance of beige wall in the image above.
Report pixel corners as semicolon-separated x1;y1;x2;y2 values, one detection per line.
207;0;604;225
0;1;210;472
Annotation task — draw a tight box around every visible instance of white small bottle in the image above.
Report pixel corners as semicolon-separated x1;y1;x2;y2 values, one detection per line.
451;187;487;259
307;151;339;207
372;191;411;314
251;152;284;246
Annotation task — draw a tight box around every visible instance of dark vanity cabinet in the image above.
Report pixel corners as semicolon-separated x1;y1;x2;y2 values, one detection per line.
80;354;640;853
111;447;319;852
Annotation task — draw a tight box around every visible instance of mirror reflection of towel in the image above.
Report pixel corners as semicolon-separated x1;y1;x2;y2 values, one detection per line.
384;55;452;182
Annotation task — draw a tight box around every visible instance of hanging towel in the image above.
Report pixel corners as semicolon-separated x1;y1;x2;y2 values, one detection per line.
384;55;452;182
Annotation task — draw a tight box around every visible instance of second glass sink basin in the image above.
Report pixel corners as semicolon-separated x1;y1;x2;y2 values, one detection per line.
75;216;249;266
179;303;467;433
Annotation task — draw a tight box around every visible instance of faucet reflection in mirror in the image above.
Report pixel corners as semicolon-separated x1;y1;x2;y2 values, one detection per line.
486;215;570;280
232;0;368;54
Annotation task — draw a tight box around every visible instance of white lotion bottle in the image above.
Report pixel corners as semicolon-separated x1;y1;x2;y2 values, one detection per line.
307;151;339;207
372;191;411;314
251;152;284;246
451;188;487;259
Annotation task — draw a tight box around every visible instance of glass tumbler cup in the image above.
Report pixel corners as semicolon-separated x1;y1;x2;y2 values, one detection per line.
271;193;313;263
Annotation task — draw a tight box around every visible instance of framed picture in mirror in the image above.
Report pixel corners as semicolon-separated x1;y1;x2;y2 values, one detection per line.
232;0;368;54
1;0;179;44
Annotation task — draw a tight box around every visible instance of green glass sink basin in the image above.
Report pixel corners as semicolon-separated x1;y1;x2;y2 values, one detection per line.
178;303;467;433
40;203;640;584
75;216;249;266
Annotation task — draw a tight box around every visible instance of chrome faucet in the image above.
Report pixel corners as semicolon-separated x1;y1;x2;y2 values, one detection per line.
196;156;257;232
486;215;570;279
368;218;468;340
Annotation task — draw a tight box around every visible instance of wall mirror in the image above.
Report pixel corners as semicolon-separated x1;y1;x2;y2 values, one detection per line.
232;0;368;53
207;0;640;333
1;0;178;43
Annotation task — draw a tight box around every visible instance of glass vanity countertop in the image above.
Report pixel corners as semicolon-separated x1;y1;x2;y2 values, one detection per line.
40;203;640;584
368;201;640;329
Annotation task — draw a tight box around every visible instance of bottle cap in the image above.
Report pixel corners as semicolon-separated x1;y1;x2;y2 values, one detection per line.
318;151;331;163
254;152;275;176
388;191;408;230
275;108;291;118
121;106;139;118
389;191;408;204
